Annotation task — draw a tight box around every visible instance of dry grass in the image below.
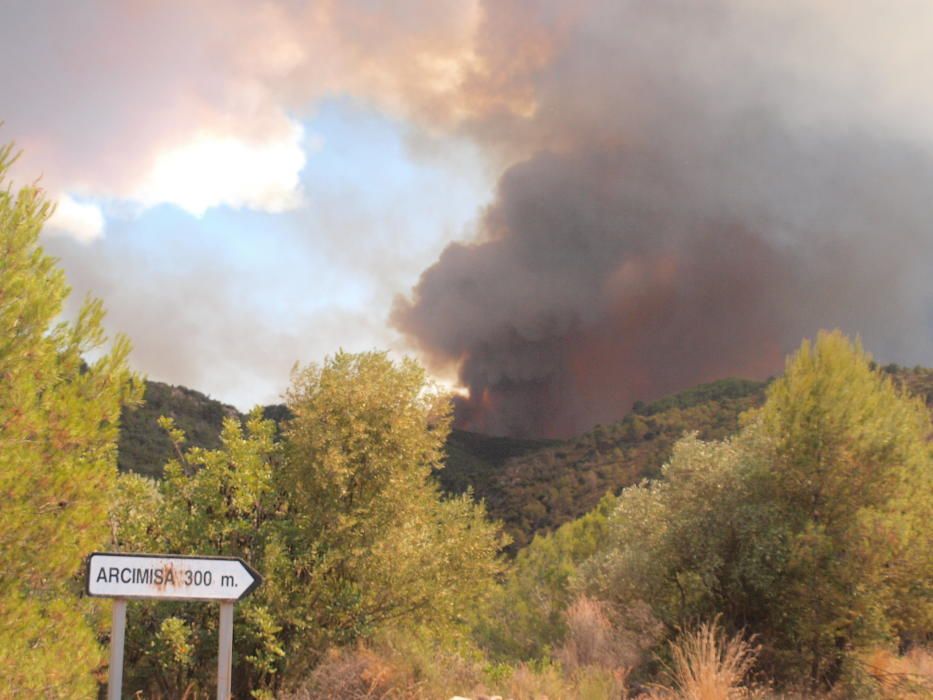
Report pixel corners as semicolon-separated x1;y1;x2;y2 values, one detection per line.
281;646;413;699
861;647;933;699
558;596;638;673
646;618;758;700
276;632;931;700
505;661;629;700
505;662;575;699
280;641;631;700
279;638;490;700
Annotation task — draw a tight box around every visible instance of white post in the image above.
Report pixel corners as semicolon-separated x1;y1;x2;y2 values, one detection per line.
108;598;127;700
217;601;234;700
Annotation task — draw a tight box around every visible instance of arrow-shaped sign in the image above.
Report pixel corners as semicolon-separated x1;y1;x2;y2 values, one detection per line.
87;552;261;601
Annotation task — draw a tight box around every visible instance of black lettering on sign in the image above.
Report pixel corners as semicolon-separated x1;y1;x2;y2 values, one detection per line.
96;566;173;584
178;569;214;586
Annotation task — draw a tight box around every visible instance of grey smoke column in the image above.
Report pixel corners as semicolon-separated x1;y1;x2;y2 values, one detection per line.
393;0;933;437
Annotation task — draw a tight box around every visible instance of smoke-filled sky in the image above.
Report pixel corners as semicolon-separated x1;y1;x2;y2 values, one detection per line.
4;1;933;437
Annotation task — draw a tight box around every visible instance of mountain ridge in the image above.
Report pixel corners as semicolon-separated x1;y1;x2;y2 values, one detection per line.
118;365;933;549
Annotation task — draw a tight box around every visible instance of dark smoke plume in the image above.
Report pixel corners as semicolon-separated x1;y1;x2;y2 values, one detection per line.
393;1;933;437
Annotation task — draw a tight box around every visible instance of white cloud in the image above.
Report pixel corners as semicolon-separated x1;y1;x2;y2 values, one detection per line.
45;194;105;243
134;121;308;217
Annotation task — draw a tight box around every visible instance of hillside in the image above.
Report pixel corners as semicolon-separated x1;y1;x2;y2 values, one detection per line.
437;430;558;499
117;381;240;478
117;381;292;477
118;367;932;550
455;377;769;549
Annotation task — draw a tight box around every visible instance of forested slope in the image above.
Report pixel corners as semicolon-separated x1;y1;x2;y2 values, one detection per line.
478;377;768;549
118;367;931;550
117;381;239;478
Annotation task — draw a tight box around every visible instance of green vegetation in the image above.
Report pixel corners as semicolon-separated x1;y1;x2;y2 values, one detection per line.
120;369;932;561
756;334;932;681
119;377;768;553
0;144;141;696
428;333;932;697
113;413;281;697
631;377;766;416
108;341;933;698
478;493;618;661
438;428;556;500
110;352;504;697
482;377;768;549
118;380;239;478
571;332;933;691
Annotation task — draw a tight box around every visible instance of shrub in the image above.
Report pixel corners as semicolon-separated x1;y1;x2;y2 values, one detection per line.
557;595;660;680
656;619;758;700
859;647;933;699
283;646;404;699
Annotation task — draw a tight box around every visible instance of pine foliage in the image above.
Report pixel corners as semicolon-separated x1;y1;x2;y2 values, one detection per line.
0;143;141;697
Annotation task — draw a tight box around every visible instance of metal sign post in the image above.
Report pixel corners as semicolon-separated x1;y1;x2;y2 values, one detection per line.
217;602;235;700
108;599;127;700
87;552;261;700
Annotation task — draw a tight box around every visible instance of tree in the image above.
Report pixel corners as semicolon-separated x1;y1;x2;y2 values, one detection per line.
0;143;141;696
753;331;932;684
276;351;505;680
581;430;779;642
112;351;505;695
581;331;932;688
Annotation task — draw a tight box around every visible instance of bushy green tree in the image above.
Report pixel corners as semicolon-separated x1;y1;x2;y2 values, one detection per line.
276;351;505;680
0;143;141;697
113;351;505;695
753;331;932;683
581;429;781;642
581;331;932;687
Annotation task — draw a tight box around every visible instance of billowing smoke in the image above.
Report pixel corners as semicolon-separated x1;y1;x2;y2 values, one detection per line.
392;1;933;437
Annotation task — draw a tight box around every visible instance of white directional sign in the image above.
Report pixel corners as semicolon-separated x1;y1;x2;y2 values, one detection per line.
89;552;262;700
87;552;261;601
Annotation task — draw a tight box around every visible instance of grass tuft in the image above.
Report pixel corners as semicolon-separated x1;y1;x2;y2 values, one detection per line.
651;618;759;700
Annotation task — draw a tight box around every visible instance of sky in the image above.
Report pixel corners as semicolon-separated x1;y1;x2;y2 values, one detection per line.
4;1;933;436
2;0;492;407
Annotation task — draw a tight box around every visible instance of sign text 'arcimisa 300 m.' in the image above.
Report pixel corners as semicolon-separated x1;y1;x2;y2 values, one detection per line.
87;552;261;601
88;552;261;700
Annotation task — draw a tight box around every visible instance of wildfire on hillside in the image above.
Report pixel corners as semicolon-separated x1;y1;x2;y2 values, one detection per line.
393;2;933;437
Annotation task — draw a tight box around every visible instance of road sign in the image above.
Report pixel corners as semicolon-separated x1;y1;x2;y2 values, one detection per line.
87;552;261;601
87;552;262;700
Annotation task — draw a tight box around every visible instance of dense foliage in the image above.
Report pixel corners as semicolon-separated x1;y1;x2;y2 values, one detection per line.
0;144;141;696
107;338;933;696
578;332;932;688
111;352;504;697
478;492;617;661
470;378;768;550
